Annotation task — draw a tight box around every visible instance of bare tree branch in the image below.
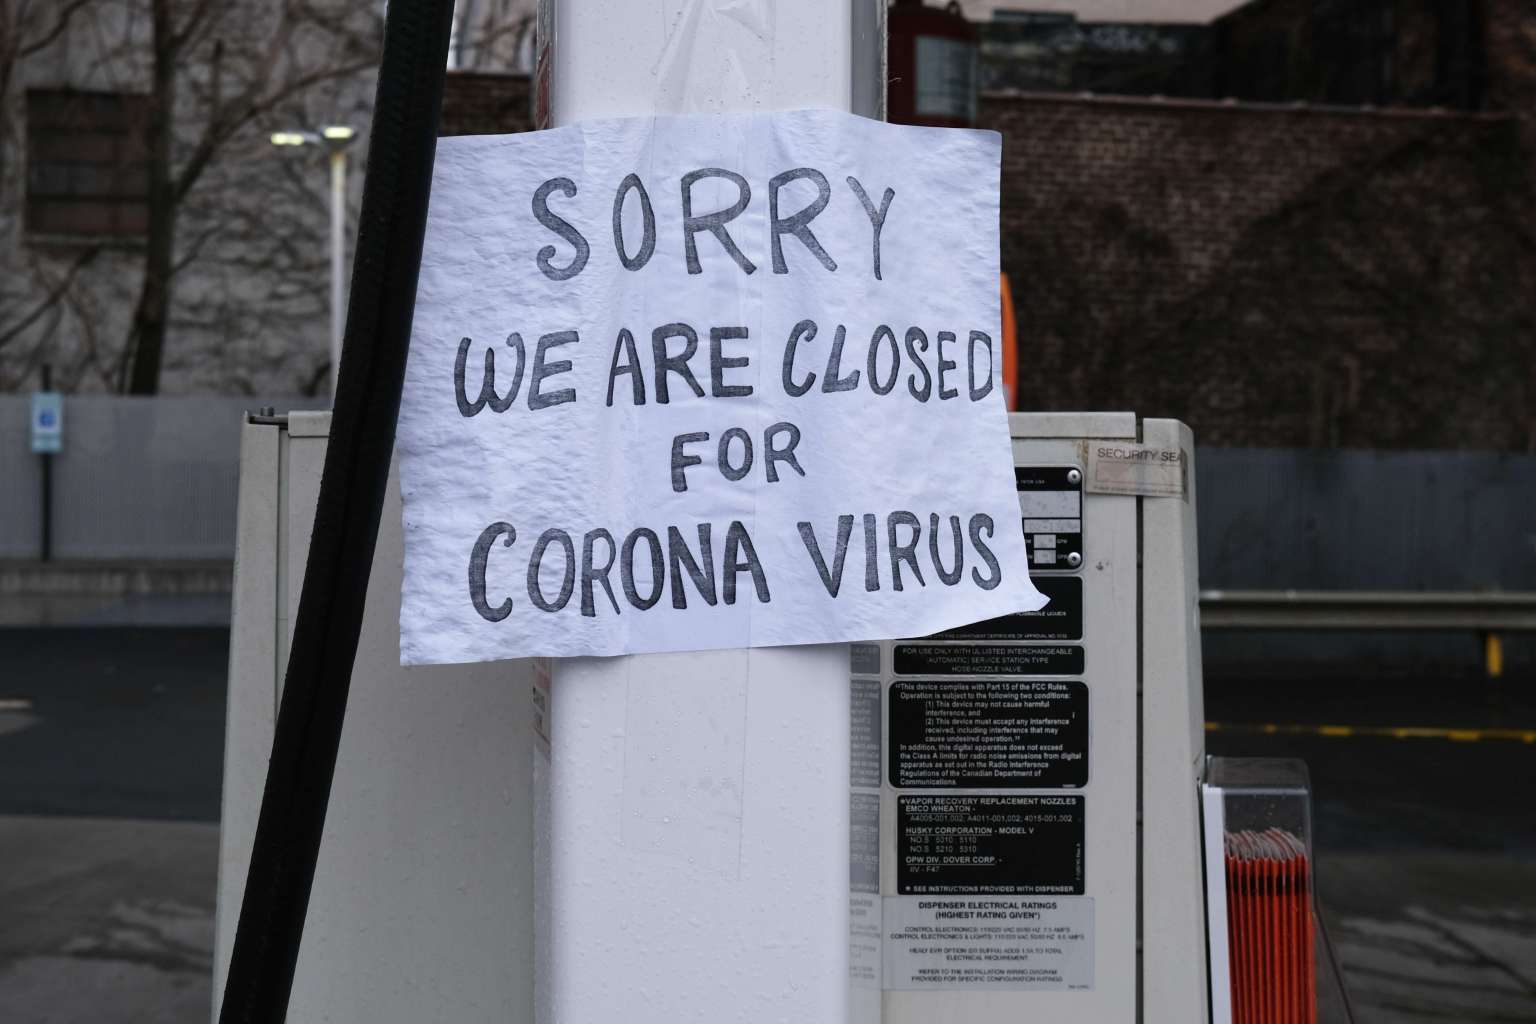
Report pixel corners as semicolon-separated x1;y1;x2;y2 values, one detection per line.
0;246;99;352
174;55;375;203
16;0;94;57
0;0;417;392
169;0;215;52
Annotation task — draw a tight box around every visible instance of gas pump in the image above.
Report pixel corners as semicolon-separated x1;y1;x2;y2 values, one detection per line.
859;412;1207;1022
214;410;1230;1024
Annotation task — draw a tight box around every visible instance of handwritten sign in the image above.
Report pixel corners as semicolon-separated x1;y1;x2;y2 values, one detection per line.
397;110;1042;664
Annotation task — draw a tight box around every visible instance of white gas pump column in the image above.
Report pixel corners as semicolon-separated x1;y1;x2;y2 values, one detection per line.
541;3;884;1022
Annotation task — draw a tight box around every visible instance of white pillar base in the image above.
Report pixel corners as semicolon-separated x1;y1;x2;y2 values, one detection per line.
541;3;879;1019
548;647;850;1022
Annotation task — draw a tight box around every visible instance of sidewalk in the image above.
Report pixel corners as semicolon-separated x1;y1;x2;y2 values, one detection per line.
0;815;218;1024
1321;853;1536;1023
0;562;231;627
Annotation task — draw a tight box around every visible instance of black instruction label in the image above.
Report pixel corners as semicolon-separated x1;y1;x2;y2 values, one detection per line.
894;644;1084;676
898;795;1085;895
929;576;1083;642
888;679;1087;789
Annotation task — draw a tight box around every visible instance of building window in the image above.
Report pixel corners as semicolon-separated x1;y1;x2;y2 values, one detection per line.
914;35;978;122
25;89;150;240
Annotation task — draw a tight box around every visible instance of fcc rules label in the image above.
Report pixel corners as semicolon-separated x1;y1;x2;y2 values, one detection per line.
889;679;1088;789
883;895;1094;991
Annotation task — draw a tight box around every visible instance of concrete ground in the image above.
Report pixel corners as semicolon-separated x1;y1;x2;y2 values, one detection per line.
1322;854;1536;1022
0;562;232;629
0;816;217;1024
1207;669;1536;1023
0;625;1532;1022
0;627;227;1024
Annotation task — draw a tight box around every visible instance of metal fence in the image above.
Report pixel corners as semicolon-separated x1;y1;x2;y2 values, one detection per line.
0;396;325;561
1193;448;1536;672
4;404;1534;589
1195;447;1536;592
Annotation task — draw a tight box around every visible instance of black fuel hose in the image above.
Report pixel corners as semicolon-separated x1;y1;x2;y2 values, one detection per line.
217;2;455;1019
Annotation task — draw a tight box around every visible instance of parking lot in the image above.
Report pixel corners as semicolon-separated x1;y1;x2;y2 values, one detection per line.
0;625;1532;1022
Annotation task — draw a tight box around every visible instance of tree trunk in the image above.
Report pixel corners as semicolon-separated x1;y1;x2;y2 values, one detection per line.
124;0;176;395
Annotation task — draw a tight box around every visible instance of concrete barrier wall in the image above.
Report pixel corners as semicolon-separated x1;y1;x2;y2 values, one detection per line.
0;397;325;561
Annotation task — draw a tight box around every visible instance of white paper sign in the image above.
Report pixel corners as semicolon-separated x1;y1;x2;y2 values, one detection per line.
398;109;1042;664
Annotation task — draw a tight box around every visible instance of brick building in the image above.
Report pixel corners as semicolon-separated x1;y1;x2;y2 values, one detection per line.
440;1;1534;451
440;72;535;138
1213;0;1486;108
0;0;535;397
10;0;1529;451
441;107;1530;451
984;0;1535;450
988;93;1532;449
977;14;1215;97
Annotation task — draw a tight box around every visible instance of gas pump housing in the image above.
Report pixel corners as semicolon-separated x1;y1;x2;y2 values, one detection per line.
214;410;1209;1023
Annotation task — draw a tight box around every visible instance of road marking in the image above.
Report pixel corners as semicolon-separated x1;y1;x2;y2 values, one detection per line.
0;698;33;712
1206;722;1536;744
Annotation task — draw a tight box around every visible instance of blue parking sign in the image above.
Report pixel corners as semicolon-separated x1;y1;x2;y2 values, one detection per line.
31;391;62;454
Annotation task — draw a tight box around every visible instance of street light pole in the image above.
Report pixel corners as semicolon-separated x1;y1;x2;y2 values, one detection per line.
329;145;346;397
271;126;357;400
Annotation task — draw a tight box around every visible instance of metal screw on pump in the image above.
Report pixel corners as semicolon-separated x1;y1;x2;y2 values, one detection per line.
1068;468;1082;485
1067;551;1083;568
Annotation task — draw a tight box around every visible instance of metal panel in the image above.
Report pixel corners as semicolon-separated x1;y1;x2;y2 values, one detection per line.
0;396;325;560
0;399;42;558
280;413;329;671
1139;418;1210;1024
1196;447;1536;591
213;420;536;1023
1199;590;1536;631
51;398;280;559
7;397;1529;591
851;0;888;120
211;422;281;1014
881;427;1139;1022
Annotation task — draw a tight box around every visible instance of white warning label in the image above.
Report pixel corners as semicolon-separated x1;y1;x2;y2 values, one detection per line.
882;895;1094;991
1080;441;1187;499
850;893;882;990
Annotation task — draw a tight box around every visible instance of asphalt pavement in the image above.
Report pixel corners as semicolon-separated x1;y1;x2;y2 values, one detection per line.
0;628;227;822
0;626;1532;1023
1206;666;1536;1023
0;627;226;1024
